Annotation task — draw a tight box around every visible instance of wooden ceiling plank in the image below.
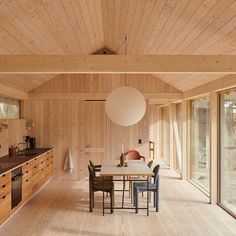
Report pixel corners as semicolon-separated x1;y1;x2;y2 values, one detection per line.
183;74;236;99
181;1;236;54
158;0;204;54
195;15;236;54
153;0;190;53
0;83;28;100
162;0;218;54
0;55;236;74
144;0;179;54
3;0;55;53
70;0;93;53
126;0;147;54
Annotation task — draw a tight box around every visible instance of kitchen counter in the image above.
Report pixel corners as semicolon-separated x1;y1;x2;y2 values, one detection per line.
0;148;53;175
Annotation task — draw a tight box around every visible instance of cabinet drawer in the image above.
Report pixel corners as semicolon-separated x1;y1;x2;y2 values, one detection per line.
0;192;11;225
32;157;40;166
22;161;32;173
39;160;46;169
32;164;39;176
0;181;10;198
22;178;32;202
0;172;10;186
23;169;32;181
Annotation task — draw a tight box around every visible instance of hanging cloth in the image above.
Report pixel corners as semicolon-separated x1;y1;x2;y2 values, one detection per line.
63;148;74;173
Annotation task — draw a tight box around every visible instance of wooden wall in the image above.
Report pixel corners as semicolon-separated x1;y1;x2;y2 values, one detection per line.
0;119;27;157
23;74;176;180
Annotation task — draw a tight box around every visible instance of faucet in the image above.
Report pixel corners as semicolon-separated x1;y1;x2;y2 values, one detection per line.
16;143;27;155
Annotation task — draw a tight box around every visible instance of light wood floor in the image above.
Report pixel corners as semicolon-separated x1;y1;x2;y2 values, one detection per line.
0;166;236;236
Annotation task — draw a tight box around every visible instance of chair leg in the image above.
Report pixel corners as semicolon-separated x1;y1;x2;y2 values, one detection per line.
135;190;138;213
153;192;156;208
110;190;113;214
92;191;95;208
156;188;159;212
89;188;92;212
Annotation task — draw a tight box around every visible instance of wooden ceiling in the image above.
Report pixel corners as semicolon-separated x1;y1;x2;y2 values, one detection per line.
0;0;235;92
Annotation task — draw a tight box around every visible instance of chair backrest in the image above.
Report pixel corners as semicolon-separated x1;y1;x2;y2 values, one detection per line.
88;165;95;182
147;160;153;168
89;160;95;168
125;150;141;160
153;164;160;185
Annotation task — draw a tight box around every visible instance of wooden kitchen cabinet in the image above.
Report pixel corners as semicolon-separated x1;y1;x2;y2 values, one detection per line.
0;192;11;224
0;172;11;225
0;149;54;225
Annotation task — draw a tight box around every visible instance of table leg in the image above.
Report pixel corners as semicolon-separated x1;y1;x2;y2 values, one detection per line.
122;176;125;208
103;176;105;216
147;176;149;216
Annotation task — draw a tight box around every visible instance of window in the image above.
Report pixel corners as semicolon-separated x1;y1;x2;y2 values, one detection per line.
190;97;210;193
0;98;20;119
220;89;236;216
161;106;170;165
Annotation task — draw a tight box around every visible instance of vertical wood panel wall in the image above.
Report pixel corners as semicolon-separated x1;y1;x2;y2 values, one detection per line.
23;74;178;180
0;119;27;157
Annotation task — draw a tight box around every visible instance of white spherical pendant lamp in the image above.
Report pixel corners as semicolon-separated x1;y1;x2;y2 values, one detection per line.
105;87;146;126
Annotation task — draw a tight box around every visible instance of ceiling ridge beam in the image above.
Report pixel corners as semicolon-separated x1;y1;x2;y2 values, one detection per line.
0;55;236;74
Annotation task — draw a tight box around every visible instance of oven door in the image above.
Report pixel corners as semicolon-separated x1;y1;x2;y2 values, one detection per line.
11;173;23;209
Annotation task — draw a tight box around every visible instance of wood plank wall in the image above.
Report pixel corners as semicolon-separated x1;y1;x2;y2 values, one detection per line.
23;74;176;180
0;119;28;157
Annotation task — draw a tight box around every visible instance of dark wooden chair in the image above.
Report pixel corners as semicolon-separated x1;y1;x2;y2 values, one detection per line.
133;164;160;213
88;165;114;213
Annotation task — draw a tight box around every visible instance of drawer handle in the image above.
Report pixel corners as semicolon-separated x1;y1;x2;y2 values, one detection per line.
34;158;37;160
2;184;6;188
2;195;6;199
2;174;6;177
26;171;28;174
26;179;29;182
26;162;29;165
34;166;37;168
41;162;43;164
41;169;43;171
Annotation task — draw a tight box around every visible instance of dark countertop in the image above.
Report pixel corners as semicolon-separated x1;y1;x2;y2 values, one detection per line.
0;148;53;175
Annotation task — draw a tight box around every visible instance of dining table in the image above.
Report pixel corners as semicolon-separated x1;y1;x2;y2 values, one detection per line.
100;159;154;215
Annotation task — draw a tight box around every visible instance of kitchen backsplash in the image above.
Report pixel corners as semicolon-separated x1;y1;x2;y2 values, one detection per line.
0;119;28;157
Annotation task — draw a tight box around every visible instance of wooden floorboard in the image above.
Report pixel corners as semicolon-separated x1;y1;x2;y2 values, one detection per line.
0;166;235;236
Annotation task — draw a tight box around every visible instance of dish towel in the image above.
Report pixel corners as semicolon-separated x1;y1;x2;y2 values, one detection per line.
64;148;74;173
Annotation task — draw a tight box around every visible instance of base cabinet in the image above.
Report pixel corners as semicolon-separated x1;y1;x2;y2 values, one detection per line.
0;149;54;225
0;172;11;225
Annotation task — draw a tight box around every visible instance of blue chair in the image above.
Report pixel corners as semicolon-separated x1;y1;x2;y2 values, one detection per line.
133;164;160;213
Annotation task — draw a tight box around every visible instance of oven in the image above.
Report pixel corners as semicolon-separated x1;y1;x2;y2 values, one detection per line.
11;166;23;209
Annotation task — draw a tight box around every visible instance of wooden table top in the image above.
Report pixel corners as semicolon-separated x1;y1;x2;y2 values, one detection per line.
100;160;154;177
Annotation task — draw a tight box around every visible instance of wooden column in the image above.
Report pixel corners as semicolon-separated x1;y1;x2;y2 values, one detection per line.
169;104;175;170
210;92;218;204
182;100;190;180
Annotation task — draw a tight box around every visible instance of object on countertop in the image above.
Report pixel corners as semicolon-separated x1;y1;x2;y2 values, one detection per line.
64;148;74;173
9;146;17;156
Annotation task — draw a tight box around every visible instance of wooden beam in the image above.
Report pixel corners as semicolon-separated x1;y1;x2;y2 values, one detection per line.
0;84;28;100
0;55;236;74
183;75;236;99
28;92;182;101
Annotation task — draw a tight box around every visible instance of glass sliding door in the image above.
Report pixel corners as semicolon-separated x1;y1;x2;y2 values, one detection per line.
161;106;170;165
220;89;236;216
173;103;182;173
190;97;210;193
